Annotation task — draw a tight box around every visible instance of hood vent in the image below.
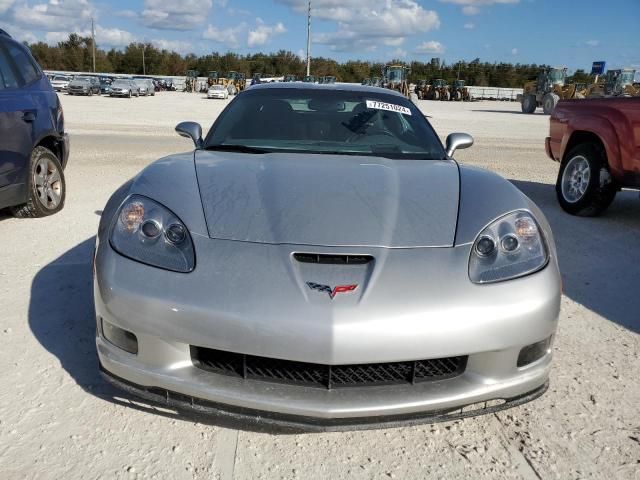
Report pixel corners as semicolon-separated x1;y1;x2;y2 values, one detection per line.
293;253;373;265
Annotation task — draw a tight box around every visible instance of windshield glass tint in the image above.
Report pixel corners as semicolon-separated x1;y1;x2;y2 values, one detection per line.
112;81;129;87
206;88;446;159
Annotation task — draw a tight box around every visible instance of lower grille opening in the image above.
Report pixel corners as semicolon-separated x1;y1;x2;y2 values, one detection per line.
191;347;467;390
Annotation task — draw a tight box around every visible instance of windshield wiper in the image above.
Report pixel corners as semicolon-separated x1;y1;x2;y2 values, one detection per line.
205;144;270;154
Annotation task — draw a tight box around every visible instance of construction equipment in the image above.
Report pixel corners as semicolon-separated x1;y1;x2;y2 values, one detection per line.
370;77;382;87
303;75;316;83
207;71;219;87
361;78;371;86
219;71;245;94
450;80;471;101
283;74;298;82
426;79;450;101
381;65;411;97
414;79;428;99
320;76;336;84
185;70;199;93
589;69;639;97
519;67;584;114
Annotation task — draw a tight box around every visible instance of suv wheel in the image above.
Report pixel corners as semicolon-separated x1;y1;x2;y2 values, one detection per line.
556;143;617;216
11;146;66;218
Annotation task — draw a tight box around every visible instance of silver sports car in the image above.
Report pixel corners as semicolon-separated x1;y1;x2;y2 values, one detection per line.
95;83;561;431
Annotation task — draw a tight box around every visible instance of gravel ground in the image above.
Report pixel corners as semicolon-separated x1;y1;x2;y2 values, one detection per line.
0;92;639;480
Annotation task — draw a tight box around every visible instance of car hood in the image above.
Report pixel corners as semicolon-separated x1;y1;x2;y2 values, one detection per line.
194;151;460;248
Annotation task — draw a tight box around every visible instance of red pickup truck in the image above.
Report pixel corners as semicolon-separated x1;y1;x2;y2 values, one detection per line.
546;97;640;216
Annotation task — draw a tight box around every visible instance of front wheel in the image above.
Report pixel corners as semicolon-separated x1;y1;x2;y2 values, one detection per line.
556;143;617;216
11;147;66;218
521;94;537;113
542;93;560;115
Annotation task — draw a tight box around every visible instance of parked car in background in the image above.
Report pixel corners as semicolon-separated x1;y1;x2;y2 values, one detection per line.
133;78;154;96
206;84;229;99
109;79;139;98
68;75;100;96
0;28;69;217
50;74;71;92
546;97;640;216
99;78;112;94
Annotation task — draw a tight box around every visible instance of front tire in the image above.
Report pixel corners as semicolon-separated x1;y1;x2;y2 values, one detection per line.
556;143;617;216
10;147;66;218
521;94;537;113
542;93;560;115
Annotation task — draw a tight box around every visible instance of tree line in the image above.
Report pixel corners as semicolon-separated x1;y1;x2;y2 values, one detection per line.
27;33;595;87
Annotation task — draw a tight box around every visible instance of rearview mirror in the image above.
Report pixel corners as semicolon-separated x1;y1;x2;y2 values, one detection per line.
175;121;203;149
445;133;474;157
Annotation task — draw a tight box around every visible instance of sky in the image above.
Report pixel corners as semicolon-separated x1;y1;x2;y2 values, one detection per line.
1;0;639;72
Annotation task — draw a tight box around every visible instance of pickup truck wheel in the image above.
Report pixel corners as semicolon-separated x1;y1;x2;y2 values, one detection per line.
521;94;537;113
542;93;560;115
556;143;617;216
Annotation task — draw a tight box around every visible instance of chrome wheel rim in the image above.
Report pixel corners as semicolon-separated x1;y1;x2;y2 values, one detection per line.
561;155;590;203
34;158;62;210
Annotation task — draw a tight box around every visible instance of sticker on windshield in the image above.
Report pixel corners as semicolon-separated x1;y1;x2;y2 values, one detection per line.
365;100;412;116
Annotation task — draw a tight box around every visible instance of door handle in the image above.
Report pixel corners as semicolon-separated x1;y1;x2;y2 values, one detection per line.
22;111;36;122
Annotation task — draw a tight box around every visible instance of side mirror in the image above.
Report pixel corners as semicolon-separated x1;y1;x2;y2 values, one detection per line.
175;121;203;149
445;132;474;157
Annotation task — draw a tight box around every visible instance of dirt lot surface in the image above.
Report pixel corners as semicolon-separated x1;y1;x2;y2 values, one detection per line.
1;92;639;480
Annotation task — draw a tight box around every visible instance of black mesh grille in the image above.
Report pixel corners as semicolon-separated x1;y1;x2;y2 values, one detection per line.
293;253;373;265
191;347;466;389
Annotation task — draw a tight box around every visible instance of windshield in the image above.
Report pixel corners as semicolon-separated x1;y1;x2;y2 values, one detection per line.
619;71;634;84
205;88;446;159
549;69;565;84
73;77;91;83
210;85;225;90
53;76;68;81
112;81;130;87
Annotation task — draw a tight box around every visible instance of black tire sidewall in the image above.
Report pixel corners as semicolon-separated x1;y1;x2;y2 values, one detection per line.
555;143;616;216
14;147;66;217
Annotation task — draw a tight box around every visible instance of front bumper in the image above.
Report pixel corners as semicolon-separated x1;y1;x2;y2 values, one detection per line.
95;236;560;425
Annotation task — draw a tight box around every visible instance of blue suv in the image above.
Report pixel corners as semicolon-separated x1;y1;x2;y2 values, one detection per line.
0;29;69;217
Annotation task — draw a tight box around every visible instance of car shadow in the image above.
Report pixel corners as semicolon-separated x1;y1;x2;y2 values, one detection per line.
511;179;640;333
27;237;303;434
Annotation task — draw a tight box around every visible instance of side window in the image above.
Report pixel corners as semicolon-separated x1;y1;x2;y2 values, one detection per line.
6;43;41;85
0;43;21;90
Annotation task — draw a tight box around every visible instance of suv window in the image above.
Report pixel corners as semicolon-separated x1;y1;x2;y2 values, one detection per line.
0;43;20;89
5;42;40;85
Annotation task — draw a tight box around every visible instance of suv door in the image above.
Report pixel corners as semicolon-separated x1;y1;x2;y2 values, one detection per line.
0;38;37;196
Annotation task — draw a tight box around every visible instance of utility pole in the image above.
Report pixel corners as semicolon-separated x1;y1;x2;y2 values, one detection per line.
91;18;96;73
306;0;311;77
142;45;146;75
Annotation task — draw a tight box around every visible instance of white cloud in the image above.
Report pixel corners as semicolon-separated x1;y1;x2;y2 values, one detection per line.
12;0;93;31
115;9;137;19
247;18;286;47
2;24;38;43
383;37;405;47
393;47;407;58
152;39;193;54
414;40;445;54
511;47;518;55
202;22;246;48
280;0;439;52
142;0;212;31
439;0;519;15
464;22;475;29
45;25;136;47
0;0;14;15
585;39;599;47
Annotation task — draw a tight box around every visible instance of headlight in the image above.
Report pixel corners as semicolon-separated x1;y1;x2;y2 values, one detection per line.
469;211;548;284
110;195;195;273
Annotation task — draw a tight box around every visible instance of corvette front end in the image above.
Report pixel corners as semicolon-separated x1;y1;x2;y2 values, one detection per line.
95;84;561;430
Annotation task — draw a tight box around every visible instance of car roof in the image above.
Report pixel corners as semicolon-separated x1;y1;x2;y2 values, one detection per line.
249;82;405;98
0;28;10;38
